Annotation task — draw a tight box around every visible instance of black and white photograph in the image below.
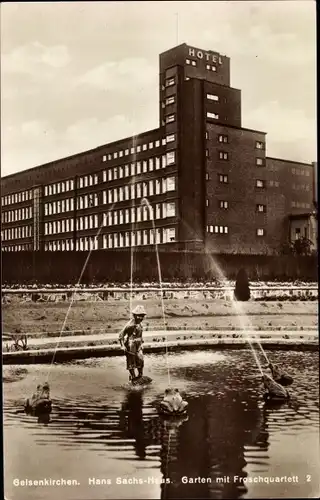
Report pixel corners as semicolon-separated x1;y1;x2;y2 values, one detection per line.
1;1;319;499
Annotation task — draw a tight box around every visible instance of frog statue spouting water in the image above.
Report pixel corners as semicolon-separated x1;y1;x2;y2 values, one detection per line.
262;373;290;401
24;382;52;415
268;362;293;386
158;388;188;416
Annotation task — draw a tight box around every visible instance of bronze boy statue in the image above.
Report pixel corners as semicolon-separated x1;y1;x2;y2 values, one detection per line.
119;305;146;383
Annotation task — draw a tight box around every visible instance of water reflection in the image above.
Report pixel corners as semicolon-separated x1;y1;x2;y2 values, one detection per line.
120;392;148;459
3;350;319;500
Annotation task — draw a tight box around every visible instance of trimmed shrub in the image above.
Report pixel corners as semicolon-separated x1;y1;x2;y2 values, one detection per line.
234;268;251;301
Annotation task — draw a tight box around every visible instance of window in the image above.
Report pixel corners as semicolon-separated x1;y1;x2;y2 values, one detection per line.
256;180;265;188
219;174;228;183
142;160;148;173
143;144;147;151
166;114;175;124
186;59;191;65
113;152;118;159
125;148;129;156
207;112;219;119
155;204;161;219
166;77;175;87
155;140;160;147
207;93;219;101
164;201;174;218
149;158;154;171
136;161;141;174
191;60;197;67
218;135;228;143
108;154;112;160
219;151;228;160
155;157;161;170
208;225;228;234
166;134;175;143
219;200;228;209
257;204;266;213
166;151;175;165
256;141;264;150
166;177;176;191
149;142;154;149
165;227;176;242
165;96;175;106
256;158;264;166
257;228;265;236
119;150;123;157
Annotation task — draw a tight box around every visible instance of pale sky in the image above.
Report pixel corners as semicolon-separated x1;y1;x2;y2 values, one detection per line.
1;1;316;177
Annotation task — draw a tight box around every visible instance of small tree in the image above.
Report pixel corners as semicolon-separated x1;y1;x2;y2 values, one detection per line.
234;268;251;301
293;237;313;256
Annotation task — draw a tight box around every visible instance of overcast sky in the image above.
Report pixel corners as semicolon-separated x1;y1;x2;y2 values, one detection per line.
1;1;316;177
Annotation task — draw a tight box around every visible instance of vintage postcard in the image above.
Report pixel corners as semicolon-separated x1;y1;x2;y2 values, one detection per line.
1;2;318;500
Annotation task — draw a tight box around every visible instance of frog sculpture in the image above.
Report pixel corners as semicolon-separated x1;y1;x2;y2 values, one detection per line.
158;388;188;416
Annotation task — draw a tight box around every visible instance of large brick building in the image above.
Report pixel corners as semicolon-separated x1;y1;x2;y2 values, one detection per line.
1;43;316;254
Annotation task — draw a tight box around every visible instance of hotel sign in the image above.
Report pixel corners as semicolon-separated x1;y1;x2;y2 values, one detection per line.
188;47;223;65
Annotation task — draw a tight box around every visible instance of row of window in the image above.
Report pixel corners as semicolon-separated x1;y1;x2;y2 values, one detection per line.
104;201;176;227
2;207;33;223
2;225;32;241
2;190;33;206
2;244;32;252
45;218;73;235
44;226;177;252
103;151;176;181
207;131;265;151
206;64;217;72
43;177;177;216
207;149;265;165
292;201;311;209
292;168;310;177
292;184;310;191
102;227;176;248
206;200;266;213
105;176;176;204
45;198;74;215
44;215;100;235
206;225;266;237
186;58;197;67
44;179;75;197
102;139;163;163
45;175;100;197
206;173;267;188
77;194;99;210
44;201;177;234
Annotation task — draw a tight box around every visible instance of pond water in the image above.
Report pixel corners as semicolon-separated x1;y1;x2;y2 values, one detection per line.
3;349;319;500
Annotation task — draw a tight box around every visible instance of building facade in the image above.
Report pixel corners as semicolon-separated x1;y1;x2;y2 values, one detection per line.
1;43;316;254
